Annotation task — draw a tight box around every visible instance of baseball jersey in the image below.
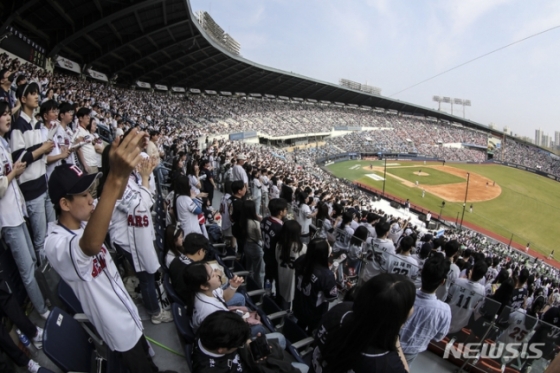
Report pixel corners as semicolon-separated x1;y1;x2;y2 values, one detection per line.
0;138;27;229
193;339;245;373
497;308;537;345
447;278;486;334
510;287;528;311
45;223;143;352
261;216;283;254
293;257;338;329
388;222;403;245
385;253;419;282
332;224;354;253
436;263;460;302
361;237;396;281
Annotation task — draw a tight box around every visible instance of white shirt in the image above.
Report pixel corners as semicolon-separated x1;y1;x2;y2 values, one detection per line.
436;263;460;301
75;126;100;168
176;195;204;237
447;278;486;334
0;138;27;228
298;203;312;235
192;288;227;332
361;237;396;281
386;254;419;282
109;178;158;274
232;164;247;184
45;223;143;352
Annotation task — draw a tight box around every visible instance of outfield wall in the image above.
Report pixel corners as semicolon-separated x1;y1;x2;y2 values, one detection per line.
490;160;560;182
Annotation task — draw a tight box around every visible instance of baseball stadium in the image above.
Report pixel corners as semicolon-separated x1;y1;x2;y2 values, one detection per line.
327;159;560;258
1;1;560;373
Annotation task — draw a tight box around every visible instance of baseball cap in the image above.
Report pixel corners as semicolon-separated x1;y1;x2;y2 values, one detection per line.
48;164;102;206
237;153;247;160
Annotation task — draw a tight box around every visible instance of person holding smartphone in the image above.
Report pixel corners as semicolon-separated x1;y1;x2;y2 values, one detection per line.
193;311;309;373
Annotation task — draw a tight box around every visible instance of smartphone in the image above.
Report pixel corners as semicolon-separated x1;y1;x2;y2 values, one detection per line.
250;334;271;361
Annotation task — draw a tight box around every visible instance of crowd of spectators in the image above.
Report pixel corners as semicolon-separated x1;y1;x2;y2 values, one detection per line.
2;52;560;372
495;140;560;177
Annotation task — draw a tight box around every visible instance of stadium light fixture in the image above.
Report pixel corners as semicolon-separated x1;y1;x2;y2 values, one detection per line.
441;96;452;115
462;99;472;119
432;96;442;111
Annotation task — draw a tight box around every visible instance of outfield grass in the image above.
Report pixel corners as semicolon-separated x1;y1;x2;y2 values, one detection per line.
385;166;465;185
327;160;560;256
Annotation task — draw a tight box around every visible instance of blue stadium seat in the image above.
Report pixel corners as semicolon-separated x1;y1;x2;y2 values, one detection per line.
163;273;184;307
171;303;195;344
43;307;94;372
58;279;84;314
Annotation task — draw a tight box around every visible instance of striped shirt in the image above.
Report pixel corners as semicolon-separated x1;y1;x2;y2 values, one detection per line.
401;290;452;355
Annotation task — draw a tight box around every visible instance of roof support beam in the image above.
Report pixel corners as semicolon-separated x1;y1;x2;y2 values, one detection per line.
88;19;189;65
108;23;122;43
45;0;75;29
48;0;164;57
0;0;41;36
14;17;50;42
162;1;167;25
197;65;254;87
116;35;199;74
84;34;102;51
134;45;214;81
147;36;157;48
134;11;145;33
93;0;103;15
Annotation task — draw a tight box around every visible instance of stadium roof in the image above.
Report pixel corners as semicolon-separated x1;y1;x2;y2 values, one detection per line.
2;0;494;133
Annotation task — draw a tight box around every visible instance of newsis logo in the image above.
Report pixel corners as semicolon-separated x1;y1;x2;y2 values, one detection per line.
443;342;545;360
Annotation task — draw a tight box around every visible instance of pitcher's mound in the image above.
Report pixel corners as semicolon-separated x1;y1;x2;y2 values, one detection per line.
413;171;430;176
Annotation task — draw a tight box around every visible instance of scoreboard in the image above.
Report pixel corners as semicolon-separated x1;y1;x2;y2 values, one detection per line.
2;26;46;68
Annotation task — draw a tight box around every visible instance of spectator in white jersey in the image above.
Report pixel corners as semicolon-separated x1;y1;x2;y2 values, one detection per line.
400;255;452;365
361;221;395;282
39;100;71;180
446;260;488;334
386;236;419;282
45;130;175;373
436;240;461;301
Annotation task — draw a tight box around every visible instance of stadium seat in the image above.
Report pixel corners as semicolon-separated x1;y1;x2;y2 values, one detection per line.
163;273;184;307
171;303;195;344
58;279;84;314
43;307;94;372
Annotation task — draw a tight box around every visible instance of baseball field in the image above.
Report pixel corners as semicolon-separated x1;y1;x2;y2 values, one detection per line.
327;160;560;259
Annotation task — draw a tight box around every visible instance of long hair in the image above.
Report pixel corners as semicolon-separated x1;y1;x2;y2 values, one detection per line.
322;274;416;372
491;277;515;315
339;211;353;230
182;262;210;316
164;224;185;259
173;175;192;218
279;220;303;263
316;202;330;229
350;226;368;247
299;238;330;283
239;199;258;239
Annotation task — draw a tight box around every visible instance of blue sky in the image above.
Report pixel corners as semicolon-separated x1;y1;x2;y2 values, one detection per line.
191;0;560;140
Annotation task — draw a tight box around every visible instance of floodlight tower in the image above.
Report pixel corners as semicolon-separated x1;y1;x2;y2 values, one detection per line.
433;96;442;111
463;99;471;118
453;98;463;117
442;97;451;114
